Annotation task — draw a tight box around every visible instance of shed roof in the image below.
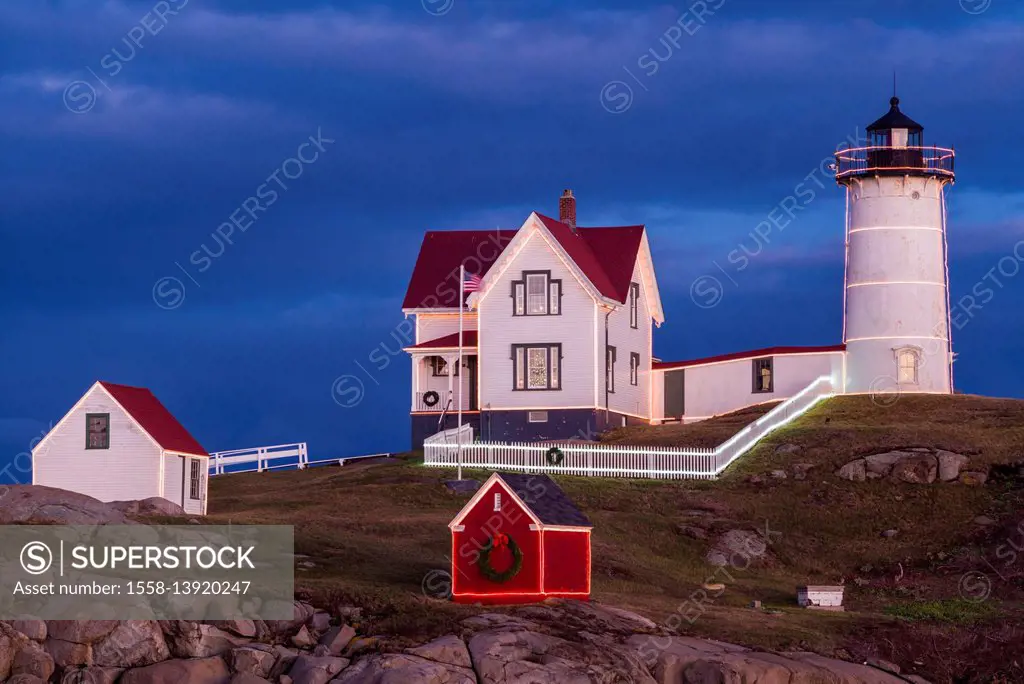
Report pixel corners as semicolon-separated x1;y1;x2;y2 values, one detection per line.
497;472;592;528
99;381;208;456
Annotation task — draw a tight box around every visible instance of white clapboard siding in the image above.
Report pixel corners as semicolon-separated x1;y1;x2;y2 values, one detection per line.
32;385;162;502
162;453;206;515
604;258;652;421
424;376;834;479
417;313;478;344
477;229;598;409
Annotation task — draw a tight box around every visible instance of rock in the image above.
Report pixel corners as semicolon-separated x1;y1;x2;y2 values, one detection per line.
5;620;45;642
864;451;912;475
266;601;316;636
837;459;867;482
291;625;316;649
209;620;258;639
108;496;186;517
312;645;330;657
268;645;300;680
318;624;355;657
770;469;787;479
860;564;873;573
161;621;250;658
747;474;765;484
460;614;539;632
46;621;118;645
230;674;272;684
333;653;473;683
881;529;899;538
286;654;349;684
891;454;938;484
936;451;970;481
854;578;870;586
12;642;54;682
974;515;995;526
705;529;771;567
120;656;231;683
309;611;331;633
792;463;816;479
231;645;277;678
406;634;472;669
0;485;133;524
674;523;707;540
7;675;43;684
775;444;801;455
92;621;170;668
341;637;379;658
44;638;91;668
866;657;901;674
961;471;988;486
69;668;123;684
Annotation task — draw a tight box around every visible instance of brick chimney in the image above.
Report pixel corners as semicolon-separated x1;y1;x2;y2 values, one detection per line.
559;189;577;232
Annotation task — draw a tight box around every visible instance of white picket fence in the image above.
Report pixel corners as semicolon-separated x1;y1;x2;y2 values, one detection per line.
209;442;308;475
423;375;835;479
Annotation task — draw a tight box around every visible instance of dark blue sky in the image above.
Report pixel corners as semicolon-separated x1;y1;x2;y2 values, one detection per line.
3;0;1023;476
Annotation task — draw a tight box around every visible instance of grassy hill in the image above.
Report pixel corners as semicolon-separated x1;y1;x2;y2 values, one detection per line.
209;394;1024;683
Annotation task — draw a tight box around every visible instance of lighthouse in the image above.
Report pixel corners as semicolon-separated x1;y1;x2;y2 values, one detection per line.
835;96;956;395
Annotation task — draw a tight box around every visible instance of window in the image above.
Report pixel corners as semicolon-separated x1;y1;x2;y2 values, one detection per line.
752;357;773;393
630;352;640;386
190;459;202;500
430;356;457;377
512;272;561;316
606;346;617;394
897;349;919;384
629;282;640;328
493;492;502;511
512;344;561;390
85;413;110;450
528;411;548;423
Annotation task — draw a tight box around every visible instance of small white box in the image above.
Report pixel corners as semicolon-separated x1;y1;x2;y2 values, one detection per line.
797;585;844;608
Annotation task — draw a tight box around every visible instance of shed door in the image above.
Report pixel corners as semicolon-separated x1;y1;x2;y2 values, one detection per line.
663;369;684;419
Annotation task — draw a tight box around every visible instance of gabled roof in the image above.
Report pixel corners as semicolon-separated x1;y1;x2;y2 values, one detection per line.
405;331;478;350
653;344;846;371
99;382;208;456
402;216;649;310
402;230;516;309
449;472;592;530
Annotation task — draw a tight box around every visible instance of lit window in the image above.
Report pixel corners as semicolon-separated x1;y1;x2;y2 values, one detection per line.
86;413;110;450
629;282;639;329
512;273;561;316
897;349;919;384
606;346;617;394
513;282;525;316
752;358;773;393
493;492;502;511
526;274;547;314
630;352;640;386
512;344;561;390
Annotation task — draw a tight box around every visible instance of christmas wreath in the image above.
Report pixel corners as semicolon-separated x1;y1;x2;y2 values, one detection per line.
477;533;523;583
546;446;564;466
422;390;440;407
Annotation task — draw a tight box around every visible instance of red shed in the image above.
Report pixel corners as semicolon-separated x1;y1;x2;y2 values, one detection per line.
449;472;592;604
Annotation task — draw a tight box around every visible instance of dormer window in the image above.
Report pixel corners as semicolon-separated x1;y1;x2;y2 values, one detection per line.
512;272;561;316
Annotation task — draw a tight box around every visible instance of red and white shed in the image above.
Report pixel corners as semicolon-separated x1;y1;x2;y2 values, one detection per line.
449;472;592;604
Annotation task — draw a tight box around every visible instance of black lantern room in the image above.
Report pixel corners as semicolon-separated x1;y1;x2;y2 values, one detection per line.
836;96;954;183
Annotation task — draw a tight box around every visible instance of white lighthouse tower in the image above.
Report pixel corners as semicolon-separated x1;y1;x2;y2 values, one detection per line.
836;96;956;395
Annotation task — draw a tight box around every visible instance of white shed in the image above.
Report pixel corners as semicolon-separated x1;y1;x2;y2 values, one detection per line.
32;381;209;515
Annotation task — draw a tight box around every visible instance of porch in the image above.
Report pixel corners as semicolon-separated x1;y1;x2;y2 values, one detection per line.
406;331;479;415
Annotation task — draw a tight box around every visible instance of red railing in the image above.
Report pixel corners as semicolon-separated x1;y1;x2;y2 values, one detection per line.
835;146;955;181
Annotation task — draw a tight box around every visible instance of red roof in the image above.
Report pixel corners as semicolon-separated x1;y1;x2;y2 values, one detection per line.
406;331;478;349
653;345;846;371
99;381;208;456
402;216;646;309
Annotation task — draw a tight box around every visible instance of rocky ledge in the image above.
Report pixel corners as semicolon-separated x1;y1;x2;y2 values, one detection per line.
0;599;928;683
835;448;983;485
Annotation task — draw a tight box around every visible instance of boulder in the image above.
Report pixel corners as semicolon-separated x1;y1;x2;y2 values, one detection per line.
318;624;355;657
0;485;132;525
68;667;123;684
332;653;473;684
309;611;331;633
209;620;258;639
7;675;43;684
775;444;801;455
961;471;988;486
268;645;300;680
770;470;787;479
120;656;231;684
11;641;53;682
674;524;707;540
265;601;315;636
705;529;771;568
286;654;349;684
108;497;186;517
46;620;118;645
161;621;250;658
0;622;35;680
231;645;277;678
937;451;970;481
837;459;867;482
92;621;170;668
5;620;45;642
231;674;272;684
43;637;91;668
890;454;938;484
864;451;913;475
406;635;472;669
290;625;316;649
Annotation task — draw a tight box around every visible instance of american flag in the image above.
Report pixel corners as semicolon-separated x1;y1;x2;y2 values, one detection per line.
463;270;483;292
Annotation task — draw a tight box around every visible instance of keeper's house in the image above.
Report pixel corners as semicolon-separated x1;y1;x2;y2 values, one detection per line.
449;472;591;604
32;381;210;515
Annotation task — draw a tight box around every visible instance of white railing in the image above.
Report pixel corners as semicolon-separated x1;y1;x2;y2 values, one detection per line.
209;442;308;475
423;376;835;480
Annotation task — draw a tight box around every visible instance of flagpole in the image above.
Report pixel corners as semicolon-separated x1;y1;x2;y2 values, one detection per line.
457;264;464;481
